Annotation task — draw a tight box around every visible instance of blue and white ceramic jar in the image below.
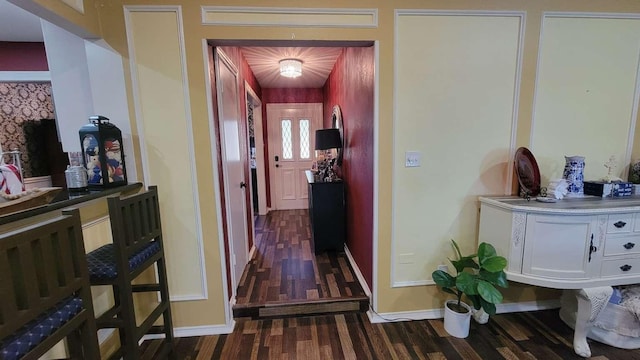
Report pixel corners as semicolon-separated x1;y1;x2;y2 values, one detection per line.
563;155;585;197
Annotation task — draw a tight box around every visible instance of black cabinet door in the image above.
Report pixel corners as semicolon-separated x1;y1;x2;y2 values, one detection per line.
308;179;345;253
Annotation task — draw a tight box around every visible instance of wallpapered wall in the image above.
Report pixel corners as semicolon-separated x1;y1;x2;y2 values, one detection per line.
0;82;56;178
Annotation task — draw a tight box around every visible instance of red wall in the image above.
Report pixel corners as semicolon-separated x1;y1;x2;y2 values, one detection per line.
261;88;324;207
323;47;375;288
0;42;48;71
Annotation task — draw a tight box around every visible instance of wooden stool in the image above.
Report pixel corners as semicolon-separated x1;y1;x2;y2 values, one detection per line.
0;209;99;360
85;186;174;359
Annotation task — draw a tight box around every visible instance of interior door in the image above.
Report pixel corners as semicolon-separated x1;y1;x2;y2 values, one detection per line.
215;49;249;292
267;103;323;210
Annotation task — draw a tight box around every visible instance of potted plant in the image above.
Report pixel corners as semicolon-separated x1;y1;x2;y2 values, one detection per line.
431;239;508;338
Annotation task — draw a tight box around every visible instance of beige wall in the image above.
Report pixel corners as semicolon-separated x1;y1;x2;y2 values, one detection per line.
28;0;640;328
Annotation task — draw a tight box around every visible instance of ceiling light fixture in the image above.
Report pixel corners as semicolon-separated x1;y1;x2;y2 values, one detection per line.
279;59;302;78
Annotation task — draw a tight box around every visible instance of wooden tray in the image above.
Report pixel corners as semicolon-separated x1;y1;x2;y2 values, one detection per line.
0;187;63;216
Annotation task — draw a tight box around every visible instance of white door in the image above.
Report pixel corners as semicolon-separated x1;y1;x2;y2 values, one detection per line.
215;49;249;292
267;103;323;210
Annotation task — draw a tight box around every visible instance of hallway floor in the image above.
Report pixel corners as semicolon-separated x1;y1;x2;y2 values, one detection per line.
233;210;368;318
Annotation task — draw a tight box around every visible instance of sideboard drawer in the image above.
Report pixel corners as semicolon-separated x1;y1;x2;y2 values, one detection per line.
607;214;634;233
601;258;640;277
604;235;640;256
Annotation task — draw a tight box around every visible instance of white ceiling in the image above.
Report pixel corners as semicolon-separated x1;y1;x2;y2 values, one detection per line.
0;0;43;42
240;47;343;89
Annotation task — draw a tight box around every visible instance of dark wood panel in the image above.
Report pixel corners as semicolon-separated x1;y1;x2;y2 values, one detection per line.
142;310;640;359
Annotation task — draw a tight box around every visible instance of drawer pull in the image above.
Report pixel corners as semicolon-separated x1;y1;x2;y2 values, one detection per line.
614;221;627;228
620;264;633;272
624;242;636;250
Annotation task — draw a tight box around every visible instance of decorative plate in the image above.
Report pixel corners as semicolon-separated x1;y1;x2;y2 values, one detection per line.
514;147;541;197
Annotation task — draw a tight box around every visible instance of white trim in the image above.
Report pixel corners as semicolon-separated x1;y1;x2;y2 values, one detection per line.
0;71;51;82
201;6;378;28
529;14;546;150
391;10;526;287
81;215;109;229
507;13;526;195
61;0;84;13
203;40;234;328
368;299;560;324
248;244;257;261
626;48;640;180
544;11;640;19
124;5;207;301
395;9;528;17
372;40;380;312
142;321;236;340
392;280;434;288
245;82;268;216
343;245;372;298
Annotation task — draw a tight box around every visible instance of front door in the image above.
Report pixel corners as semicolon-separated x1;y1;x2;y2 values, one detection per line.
267;103;322;210
215;49;249;292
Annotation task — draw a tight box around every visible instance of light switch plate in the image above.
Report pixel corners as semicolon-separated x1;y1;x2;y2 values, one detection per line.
405;151;421;167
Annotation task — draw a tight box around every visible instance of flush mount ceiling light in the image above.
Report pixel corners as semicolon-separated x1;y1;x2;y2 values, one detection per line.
279;59;302;78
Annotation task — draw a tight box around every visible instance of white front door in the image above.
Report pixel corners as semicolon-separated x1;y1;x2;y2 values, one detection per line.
267;103;323;210
215;49;249;293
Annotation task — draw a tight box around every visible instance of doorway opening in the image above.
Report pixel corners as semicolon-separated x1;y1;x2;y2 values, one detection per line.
207;40;375;319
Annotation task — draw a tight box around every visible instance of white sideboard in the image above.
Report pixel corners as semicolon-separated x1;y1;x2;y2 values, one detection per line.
479;196;640;289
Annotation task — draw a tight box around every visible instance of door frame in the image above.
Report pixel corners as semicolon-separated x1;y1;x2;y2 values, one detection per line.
214;47;249;300
245;82;268;216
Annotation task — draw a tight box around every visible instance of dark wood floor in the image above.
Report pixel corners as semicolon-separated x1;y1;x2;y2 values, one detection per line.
233;210;368;318
141;309;640;359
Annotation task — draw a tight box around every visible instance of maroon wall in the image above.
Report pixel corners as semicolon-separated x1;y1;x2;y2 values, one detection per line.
261;88;324;207
0;42;48;71
323;47;375;288
262;88;323;104
215;46;262;297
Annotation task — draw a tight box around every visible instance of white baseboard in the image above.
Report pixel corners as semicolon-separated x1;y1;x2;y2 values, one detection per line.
142;321;236;341
343;244;372;298
368;299;561;324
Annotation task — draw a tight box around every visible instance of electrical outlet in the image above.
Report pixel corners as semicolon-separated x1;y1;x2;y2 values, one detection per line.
405;151;421;167
437;264;449;273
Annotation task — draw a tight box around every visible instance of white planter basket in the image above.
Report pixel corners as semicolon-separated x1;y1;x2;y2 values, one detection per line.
444;300;472;338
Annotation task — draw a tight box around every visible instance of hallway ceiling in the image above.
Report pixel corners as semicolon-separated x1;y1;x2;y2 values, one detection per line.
240;47;343;89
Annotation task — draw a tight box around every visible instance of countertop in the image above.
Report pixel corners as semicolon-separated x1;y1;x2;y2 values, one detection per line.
0;182;143;226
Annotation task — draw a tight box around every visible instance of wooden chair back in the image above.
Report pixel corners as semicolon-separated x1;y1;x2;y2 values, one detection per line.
0;209;92;339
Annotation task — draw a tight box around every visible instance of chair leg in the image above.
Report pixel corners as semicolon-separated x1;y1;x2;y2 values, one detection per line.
66;328;84;358
156;256;176;359
117;282;141;360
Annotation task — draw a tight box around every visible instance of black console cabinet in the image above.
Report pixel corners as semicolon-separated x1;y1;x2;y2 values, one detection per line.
305;170;345;253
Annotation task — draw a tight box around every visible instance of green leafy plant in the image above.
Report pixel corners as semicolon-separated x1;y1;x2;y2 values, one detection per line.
431;239;508;315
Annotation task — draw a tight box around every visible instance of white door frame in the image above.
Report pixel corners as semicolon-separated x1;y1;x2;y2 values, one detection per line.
214;48;249;299
245;82;268;216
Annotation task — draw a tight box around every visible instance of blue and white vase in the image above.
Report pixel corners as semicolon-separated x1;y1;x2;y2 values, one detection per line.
563;155;585;197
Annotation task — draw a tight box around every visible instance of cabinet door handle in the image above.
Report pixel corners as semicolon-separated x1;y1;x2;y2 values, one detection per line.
588;234;597;262
620;264;632;272
624;242;636;250
614;221;627;228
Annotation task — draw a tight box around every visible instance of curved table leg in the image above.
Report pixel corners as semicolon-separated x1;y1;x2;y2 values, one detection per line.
573;287;613;357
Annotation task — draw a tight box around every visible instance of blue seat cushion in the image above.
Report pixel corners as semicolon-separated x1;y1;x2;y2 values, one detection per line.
0;297;83;360
86;241;161;281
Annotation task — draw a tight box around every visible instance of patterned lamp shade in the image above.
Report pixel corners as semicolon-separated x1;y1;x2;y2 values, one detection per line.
79;115;127;189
